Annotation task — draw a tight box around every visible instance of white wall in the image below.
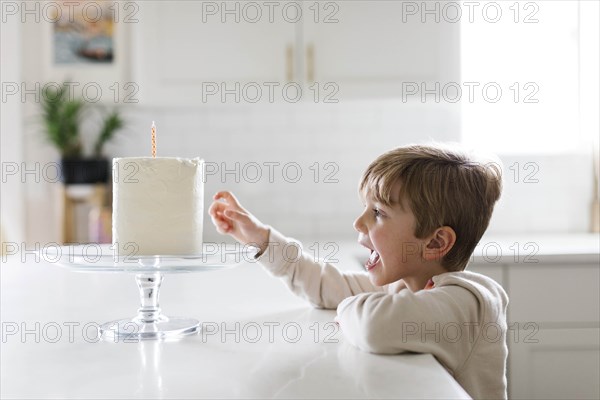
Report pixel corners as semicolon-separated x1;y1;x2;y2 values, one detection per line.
1;13;26;244
489;152;595;234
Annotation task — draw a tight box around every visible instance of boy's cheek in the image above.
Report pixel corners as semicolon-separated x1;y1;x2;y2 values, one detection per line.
400;242;421;260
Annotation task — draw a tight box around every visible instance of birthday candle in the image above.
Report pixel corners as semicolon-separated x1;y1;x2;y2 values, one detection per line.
151;121;156;158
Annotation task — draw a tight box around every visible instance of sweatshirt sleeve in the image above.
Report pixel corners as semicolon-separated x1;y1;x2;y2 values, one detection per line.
336;285;481;373
255;227;383;309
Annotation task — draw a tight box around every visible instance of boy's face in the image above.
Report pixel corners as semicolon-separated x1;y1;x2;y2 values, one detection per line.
353;189;426;287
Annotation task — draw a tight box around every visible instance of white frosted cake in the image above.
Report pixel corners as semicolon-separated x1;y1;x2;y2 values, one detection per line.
112;157;204;256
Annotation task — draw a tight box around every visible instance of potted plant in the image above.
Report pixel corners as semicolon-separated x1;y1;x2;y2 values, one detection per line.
40;83;124;184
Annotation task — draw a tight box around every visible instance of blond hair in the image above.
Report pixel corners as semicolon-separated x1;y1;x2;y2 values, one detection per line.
359;143;502;271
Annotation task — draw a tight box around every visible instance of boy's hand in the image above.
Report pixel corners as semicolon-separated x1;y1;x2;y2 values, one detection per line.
208;191;270;253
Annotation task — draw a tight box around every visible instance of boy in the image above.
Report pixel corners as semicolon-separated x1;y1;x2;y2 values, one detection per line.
209;144;508;400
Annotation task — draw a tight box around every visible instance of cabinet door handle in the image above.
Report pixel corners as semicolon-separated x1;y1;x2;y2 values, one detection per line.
286;45;294;82
306;43;315;83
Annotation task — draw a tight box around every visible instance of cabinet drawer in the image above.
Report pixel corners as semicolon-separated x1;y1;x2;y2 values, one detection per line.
508;264;600;324
509;328;600;399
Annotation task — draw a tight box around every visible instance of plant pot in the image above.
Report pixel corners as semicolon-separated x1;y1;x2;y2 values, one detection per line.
60;158;109;184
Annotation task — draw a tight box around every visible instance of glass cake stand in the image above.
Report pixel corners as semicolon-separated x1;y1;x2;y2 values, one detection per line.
44;244;259;341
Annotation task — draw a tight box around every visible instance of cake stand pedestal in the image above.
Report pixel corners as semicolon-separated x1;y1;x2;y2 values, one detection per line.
44;244;258;341
100;272;200;341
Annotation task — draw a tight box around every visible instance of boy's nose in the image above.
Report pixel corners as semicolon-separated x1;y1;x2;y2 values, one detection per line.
353;214;365;233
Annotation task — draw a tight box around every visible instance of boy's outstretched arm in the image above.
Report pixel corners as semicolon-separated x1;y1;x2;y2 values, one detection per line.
209;191;383;309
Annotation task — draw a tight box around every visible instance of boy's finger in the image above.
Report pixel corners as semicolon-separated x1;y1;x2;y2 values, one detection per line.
209;203;233;221
214;191;242;208
213;191;231;202
208;201;224;217
210;211;230;225
216;210;235;223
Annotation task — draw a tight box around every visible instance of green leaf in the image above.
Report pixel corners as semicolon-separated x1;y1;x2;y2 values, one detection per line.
39;82;84;158
94;110;124;157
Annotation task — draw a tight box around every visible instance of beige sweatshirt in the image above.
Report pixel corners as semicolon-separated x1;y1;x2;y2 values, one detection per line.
256;228;509;400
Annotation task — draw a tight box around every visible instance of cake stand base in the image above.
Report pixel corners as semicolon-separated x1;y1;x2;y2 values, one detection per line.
99;273;200;341
99;317;200;341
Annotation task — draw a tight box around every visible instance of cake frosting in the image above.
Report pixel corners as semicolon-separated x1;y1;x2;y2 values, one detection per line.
112;157;204;256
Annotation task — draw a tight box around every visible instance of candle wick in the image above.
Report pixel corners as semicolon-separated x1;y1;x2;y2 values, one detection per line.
151;121;157;158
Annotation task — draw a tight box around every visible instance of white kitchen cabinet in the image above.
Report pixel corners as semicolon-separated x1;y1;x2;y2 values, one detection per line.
302;1;460;97
509;327;600;400
507;263;600;399
132;1;296;106
508;264;600;324
131;1;460;105
469;245;599;400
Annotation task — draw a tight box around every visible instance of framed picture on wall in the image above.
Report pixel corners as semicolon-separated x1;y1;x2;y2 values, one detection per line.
41;0;132;102
52;1;115;65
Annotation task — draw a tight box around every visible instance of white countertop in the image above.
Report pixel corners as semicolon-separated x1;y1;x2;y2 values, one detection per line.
0;255;470;399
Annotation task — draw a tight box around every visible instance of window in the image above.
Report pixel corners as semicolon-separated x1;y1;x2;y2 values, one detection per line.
460;1;597;154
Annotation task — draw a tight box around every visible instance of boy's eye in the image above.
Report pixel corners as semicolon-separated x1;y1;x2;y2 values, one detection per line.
372;208;382;218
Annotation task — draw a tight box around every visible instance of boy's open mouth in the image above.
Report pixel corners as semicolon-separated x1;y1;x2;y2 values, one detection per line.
365;249;380;271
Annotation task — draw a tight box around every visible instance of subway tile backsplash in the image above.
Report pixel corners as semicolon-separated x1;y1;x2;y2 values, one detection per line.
23;99;594;244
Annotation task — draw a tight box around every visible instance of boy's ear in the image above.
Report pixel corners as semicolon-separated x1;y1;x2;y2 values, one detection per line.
422;227;456;261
